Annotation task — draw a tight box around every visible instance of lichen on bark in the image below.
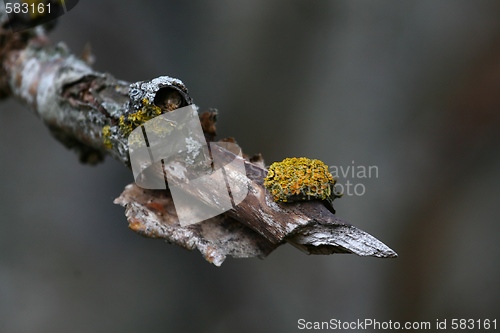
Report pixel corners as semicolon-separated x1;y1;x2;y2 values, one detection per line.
0;9;397;265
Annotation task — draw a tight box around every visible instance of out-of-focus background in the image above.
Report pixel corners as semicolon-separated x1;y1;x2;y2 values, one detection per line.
1;1;500;332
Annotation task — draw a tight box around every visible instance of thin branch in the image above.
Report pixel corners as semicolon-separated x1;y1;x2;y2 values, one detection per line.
0;10;396;265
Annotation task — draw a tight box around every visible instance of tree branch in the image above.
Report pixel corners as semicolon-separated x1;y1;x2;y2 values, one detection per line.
0;10;396;265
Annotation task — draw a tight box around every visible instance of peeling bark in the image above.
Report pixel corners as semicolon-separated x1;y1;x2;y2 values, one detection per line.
114;184;277;266
0;10;397;265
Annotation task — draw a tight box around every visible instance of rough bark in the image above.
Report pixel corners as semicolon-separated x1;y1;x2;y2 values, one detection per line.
0;10;396;265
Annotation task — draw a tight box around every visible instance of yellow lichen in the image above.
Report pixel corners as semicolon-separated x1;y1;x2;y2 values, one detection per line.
264;157;340;203
102;125;112;149
119;98;162;137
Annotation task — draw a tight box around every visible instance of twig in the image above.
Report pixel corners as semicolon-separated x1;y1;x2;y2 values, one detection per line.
0;10;397;265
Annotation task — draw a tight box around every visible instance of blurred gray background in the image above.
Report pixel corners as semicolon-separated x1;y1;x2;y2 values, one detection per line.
1;1;500;332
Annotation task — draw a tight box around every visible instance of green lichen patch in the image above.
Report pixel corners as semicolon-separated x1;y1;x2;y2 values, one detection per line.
264;157;341;203
119;98;162;137
102;125;113;149
102;98;178;150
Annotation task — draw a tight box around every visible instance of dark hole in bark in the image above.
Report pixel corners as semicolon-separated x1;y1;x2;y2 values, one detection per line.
154;87;185;112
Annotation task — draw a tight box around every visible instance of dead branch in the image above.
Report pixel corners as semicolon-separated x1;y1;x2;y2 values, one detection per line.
0;9;396;265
